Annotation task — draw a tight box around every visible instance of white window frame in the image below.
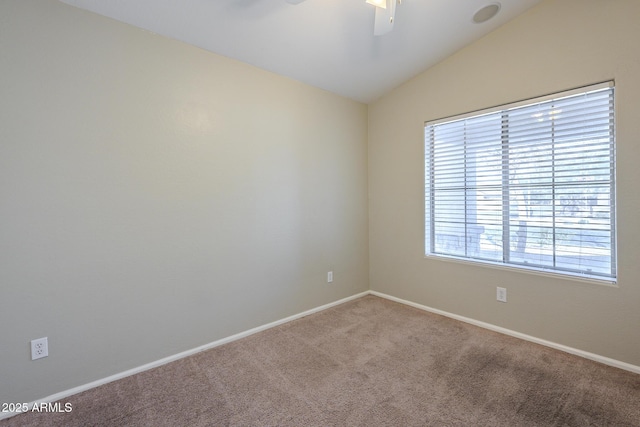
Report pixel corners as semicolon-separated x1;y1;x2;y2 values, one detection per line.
424;82;616;283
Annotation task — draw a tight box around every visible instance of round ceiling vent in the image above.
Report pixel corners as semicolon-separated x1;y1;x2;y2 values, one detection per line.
473;3;501;24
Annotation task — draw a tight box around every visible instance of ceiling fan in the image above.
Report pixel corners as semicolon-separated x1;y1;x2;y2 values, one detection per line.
365;0;401;35
285;0;401;36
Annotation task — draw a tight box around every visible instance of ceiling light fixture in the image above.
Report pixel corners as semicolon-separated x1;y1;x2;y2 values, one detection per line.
472;3;501;24
366;0;387;9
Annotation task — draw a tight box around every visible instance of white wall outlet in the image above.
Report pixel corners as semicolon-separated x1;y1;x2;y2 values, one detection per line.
497;287;507;303
327;271;333;283
31;337;48;360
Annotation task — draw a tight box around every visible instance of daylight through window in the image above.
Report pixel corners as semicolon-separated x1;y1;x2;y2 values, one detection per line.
424;82;616;281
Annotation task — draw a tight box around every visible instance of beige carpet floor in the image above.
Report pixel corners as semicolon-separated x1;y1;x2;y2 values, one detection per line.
3;295;640;426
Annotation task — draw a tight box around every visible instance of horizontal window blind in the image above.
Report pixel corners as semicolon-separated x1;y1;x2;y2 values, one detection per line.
425;82;616;281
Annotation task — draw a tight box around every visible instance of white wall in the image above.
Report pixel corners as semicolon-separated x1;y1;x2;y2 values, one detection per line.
0;0;368;404
369;0;640;366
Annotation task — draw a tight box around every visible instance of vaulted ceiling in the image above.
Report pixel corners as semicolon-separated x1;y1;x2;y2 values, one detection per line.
59;0;541;103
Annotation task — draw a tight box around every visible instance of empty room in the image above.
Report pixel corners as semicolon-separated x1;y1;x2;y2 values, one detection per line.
1;0;639;425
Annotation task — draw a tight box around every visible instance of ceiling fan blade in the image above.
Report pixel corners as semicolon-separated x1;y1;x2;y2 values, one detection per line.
374;0;396;35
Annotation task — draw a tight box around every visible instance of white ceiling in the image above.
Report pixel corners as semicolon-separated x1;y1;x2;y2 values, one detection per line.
59;0;541;103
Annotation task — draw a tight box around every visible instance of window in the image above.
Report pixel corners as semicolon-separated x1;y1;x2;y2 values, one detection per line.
424;82;616;282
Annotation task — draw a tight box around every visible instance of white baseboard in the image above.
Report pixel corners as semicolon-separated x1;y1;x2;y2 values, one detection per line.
0;291;369;421
4;289;637;421
370;290;640;375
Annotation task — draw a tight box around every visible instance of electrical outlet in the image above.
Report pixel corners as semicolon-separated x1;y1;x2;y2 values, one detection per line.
31;337;48;360
496;287;507;303
327;271;333;283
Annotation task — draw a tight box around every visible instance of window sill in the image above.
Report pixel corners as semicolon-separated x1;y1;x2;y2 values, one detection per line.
423;253;618;287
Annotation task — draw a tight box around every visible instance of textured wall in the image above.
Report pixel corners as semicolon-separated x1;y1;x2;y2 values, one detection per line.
369;0;640;366
0;0;368;404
